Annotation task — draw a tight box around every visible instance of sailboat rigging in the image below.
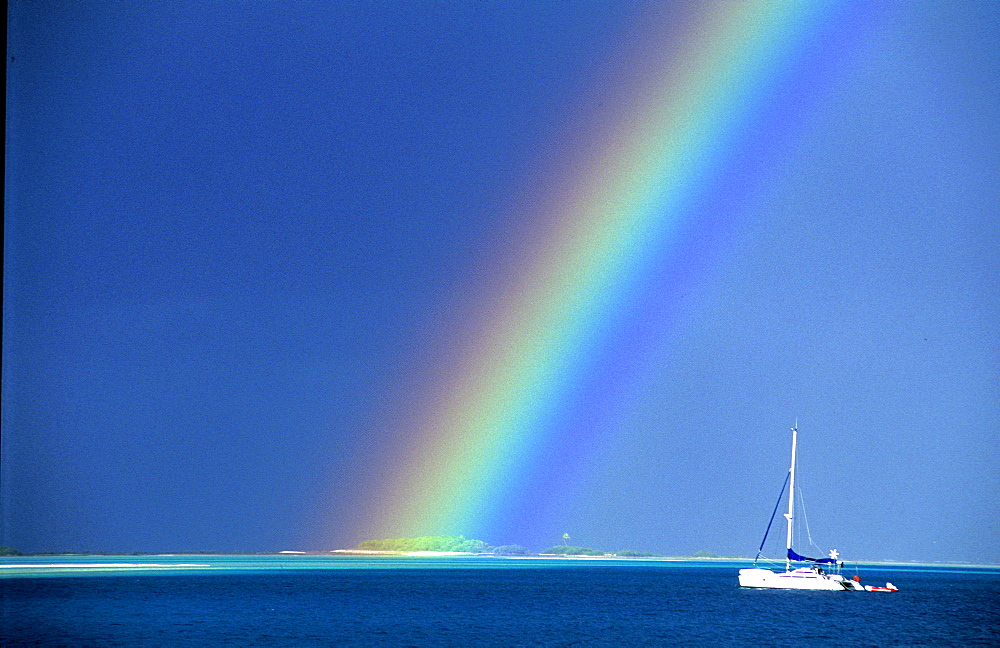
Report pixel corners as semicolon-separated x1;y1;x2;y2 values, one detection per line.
737;425;897;591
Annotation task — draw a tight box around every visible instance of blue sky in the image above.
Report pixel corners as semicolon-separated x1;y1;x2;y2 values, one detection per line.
5;1;998;562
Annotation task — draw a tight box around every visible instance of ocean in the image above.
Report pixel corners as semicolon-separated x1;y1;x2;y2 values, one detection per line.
2;555;997;646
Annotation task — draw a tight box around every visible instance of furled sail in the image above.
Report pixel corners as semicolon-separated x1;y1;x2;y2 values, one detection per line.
787;548;837;564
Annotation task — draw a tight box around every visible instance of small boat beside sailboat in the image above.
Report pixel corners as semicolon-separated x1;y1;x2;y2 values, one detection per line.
738;424;898;592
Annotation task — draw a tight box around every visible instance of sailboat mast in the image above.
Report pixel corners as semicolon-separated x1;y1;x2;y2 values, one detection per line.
784;424;798;572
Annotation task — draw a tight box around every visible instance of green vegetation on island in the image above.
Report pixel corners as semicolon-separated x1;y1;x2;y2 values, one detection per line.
617;550;661;557
542;545;606;556
0;546;23;556
352;536;721;559
357;536;492;553
356;537;537;556
493;544;531;556
687;550;750;559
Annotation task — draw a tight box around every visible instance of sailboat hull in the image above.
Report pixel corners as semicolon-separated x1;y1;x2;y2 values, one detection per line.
739;567;863;590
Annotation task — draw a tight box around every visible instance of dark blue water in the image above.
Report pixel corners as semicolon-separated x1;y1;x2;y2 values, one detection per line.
2;557;997;646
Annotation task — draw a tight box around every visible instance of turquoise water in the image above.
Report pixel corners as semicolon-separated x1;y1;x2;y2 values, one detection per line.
2;555;997;646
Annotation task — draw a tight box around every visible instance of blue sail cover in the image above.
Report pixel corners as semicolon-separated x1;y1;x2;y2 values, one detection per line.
787;548;838;564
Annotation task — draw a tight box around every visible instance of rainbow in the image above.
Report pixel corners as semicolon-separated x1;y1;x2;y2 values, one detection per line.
357;1;852;544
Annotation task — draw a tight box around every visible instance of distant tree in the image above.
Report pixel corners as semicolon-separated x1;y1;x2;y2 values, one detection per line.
617;550;660;557
0;546;23;556
692;550;720;558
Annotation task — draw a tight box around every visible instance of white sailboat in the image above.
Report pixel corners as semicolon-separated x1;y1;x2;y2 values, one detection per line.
738;425;895;591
